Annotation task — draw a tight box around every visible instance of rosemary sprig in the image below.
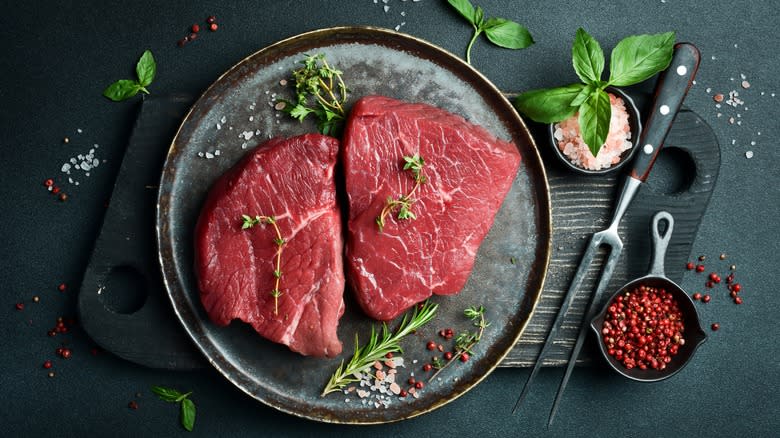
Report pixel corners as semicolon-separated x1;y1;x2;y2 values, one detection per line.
241;214;286;315
321;300;439;397
430;305;489;381
376;154;427;232
277;53;348;136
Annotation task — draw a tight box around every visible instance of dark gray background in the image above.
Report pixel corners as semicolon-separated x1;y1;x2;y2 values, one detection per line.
1;0;778;436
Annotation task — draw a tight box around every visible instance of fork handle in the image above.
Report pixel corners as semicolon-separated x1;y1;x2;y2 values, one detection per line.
629;43;700;182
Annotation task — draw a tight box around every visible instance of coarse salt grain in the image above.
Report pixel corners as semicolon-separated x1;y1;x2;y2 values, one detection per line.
553;93;632;171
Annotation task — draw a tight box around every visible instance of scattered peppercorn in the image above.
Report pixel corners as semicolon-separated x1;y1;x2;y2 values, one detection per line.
63;137;70;144
459;353;470;362
48;371;55;378
732;283;742;293
686;262;695;270
695;264;705;272
719;253;727;260
692;292;702;301
128;401;139;410
206;15;216;24
384;352;393;359
43;360;52;369
713;93;724;103
422;363;432;372
15;302;24;311
44;179;54;187
32;296;40;303
59;193;68;202
209;23;218;32
414;381;424;389
730;264;736;271
702;294;711;303
711;323;720;331
426;341;436;351
191;24;200;33
399;389;407;397
58;283;67;292
189;32;198;41
177;38;188;47
698;255;706;261
443;351;453;361
734;296;743;305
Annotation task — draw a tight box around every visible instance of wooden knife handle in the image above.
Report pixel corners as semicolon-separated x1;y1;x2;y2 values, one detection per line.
629;43;700;182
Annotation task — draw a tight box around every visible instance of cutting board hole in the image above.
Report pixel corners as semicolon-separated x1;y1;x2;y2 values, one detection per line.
644;147;695;195
99;265;148;314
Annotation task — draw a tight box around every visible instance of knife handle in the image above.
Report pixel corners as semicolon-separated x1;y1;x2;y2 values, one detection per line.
629;43;700;182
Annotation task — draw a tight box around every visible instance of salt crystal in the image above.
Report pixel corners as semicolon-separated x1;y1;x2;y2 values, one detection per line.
731;139;736;145
77;128;83;133
214;150;221;156
241;131;254;140
384;5;390;12
750;141;756;146
75;164;80;170
706;87;712;93
746;151;753;158
345;398;350;403
220;116;227;124
216;123;222;130
198;152;205;157
376;370;386;380
357;389;369;398
61;164;71;172
373;361;383;370
241;142;248;149
255;129;262;136
205;152;215;159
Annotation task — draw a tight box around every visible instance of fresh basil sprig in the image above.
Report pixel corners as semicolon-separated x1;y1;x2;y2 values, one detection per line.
103;50;156;101
152;386;196;432
447;0;534;64
515;29;675;156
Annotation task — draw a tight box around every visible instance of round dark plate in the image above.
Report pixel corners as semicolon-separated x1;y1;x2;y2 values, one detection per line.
156;26;551;424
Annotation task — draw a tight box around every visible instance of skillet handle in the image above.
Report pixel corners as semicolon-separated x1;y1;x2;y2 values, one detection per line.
649;211;674;277
629;43;700;182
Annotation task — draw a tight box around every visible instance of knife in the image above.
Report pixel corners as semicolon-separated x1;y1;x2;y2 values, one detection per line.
512;43;701;425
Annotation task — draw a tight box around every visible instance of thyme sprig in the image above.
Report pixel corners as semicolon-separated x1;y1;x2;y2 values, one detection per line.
321;300;439;397
277;53;348;136
241;214;286;315
376;154;428;232
430;305;489;381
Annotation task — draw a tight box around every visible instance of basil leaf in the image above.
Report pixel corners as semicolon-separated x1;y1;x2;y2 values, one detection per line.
136;50;156;87
570;84;595;107
103;79;142;102
447;0;476;25
180;398;196;432
578;89;612;156
483;19;534;50
473;6;485;27
151;385;183;402
514;84;584;123
571;28;604;85
608;31;675;86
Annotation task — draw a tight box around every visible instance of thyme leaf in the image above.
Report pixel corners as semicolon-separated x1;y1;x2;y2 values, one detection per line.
241;214;286;315
376;154;427;232
321;300;439;396
277;53;348;136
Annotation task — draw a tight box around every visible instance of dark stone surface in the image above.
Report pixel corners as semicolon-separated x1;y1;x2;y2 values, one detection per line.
1;1;778;435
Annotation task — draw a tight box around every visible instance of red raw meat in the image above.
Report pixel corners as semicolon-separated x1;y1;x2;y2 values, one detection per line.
195;134;344;357
343;96;521;320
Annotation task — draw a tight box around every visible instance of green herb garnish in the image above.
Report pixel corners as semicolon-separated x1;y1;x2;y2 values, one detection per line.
515;29;675;156
277;53;348;136
430;305;489;381
241;214;286;315
151;386;196;432
376;154;427;232
321;300;438;396
103;50;156;101
447;0;534;64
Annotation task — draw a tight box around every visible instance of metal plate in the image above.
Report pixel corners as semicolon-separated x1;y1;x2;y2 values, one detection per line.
156;26;551;424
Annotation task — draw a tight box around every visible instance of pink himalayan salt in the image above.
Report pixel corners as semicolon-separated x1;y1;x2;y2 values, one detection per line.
553;93;633;171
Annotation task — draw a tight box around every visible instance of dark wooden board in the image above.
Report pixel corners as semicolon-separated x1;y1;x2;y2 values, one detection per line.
77;93;719;370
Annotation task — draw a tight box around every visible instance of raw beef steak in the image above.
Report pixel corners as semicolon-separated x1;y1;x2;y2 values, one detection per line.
195;134;344;357
343;96;521;320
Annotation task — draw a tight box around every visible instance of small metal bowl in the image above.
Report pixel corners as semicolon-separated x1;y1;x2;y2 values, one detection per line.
548;86;642;175
590;211;707;382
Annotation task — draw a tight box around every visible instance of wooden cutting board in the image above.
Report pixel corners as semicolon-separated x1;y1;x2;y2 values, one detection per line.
77;93;719;369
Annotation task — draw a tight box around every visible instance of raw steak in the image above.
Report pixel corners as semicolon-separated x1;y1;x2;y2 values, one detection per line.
195;134;344;357
343;96;521;321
